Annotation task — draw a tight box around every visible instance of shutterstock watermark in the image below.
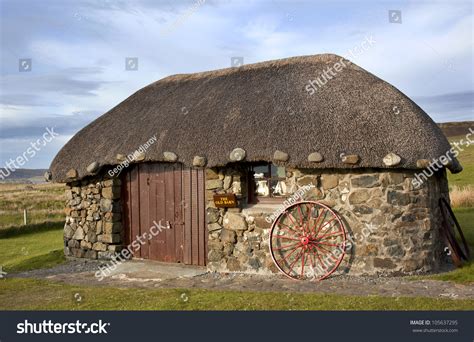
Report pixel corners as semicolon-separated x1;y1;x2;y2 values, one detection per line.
305;35;376;95
306;222;378;279
412;128;473;188
0;127;59;180
17;320;109;334
265;185;313;223
160;0;206;36
95;219;170;281
107;135;157;177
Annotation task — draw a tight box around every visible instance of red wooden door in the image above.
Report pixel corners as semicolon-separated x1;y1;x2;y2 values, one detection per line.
122;163;206;265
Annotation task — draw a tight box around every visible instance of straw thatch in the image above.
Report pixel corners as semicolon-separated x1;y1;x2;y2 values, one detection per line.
50;54;461;182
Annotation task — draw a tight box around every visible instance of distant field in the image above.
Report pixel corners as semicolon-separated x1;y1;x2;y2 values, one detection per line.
0;183;65;228
447;134;474;189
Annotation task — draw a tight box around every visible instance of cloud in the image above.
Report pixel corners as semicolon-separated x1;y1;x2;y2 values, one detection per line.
414;91;474;122
0;0;472;168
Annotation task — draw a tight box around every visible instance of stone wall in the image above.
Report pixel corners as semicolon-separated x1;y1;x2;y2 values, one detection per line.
63;176;123;260
205;166;450;276
62;164;450;276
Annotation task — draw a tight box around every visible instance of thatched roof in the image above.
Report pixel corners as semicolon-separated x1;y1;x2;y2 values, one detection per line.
50;54;461;182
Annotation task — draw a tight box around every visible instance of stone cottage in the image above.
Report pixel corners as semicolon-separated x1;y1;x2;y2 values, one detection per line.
48;54;462;279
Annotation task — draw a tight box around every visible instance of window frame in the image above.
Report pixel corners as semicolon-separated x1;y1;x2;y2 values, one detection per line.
247;163;288;204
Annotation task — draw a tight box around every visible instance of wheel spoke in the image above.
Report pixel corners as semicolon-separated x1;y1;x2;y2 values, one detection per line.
317;231;343;241
273;242;301;251
312;208;328;235
315;216;337;238
300;250;306;278
274;235;300;241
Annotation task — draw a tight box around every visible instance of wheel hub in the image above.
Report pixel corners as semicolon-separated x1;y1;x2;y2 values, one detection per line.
301;236;310;246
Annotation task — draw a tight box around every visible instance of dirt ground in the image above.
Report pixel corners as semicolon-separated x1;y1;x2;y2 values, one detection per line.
13;259;474;300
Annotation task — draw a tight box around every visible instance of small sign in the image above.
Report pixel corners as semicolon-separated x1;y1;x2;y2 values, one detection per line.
213;194;237;208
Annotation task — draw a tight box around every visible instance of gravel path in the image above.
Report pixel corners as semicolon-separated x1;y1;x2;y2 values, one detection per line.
12;259;474;300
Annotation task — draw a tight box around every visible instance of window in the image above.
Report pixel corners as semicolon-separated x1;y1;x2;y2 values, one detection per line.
248;163;288;203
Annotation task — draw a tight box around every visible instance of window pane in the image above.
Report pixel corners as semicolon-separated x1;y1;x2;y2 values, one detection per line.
253;165;269;178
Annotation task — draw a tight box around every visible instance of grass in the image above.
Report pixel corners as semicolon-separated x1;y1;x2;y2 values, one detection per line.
447;136;474;188
0;221;65;273
418;208;474;284
0;278;473;311
0;183;65;228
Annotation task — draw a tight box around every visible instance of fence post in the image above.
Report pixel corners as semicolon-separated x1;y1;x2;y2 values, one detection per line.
23;209;27;225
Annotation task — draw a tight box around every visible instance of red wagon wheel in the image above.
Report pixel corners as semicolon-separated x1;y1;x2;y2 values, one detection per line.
269;201;347;281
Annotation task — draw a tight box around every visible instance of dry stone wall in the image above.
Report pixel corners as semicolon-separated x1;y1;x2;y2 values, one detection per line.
63;177;123;260
205;167;450;276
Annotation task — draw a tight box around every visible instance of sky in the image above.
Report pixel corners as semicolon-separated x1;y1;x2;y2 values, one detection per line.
0;0;473;169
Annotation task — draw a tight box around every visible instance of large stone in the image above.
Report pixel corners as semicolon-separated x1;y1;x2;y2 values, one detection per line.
226;257;242;271
341;154;360;164
223;175;233;190
383;153;401;166
416;159;431;168
321;175;338;189
104;222;122;234
86;161;100;174
100;198;113;212
66;168;78;179
220;229;237;243
99;233;121;244
297;175;318;187
72;227;85;240
348;190;370;204
229;148;246;161
44;171;52;182
351;175;379;188
92;242;107;251
223;212;248;231
273;150;289;162
206;208;220;224
373;258;396;269
303;188;323;200
64;225;74;239
86;230;97;243
102;186;121;199
254;216;272;229
208;249;223;262
80;240;92;249
193;156;207;167
84;250;97;259
133;151;145;161
163;151;178;162
206;179;223;190
387;190;410;206
308;152;324;162
207;222;222;232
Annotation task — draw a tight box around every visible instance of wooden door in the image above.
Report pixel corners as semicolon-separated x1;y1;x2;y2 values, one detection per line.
122;163;206;265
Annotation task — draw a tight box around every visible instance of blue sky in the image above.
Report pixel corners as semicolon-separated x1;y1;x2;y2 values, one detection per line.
0;0;473;168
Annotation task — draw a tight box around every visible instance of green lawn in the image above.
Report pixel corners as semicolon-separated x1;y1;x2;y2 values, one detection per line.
0;221;65;274
447;136;474;188
0;278;472;311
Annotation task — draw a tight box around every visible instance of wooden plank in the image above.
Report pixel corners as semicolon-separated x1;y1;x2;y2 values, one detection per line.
156;164;167;261
138;164;150;259
174;164;184;263
164;164;176;262
130;165;141;258
191;168;199;265
183;167;192;265
148;163;159;260
120;170;131;246
197;168;206;266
